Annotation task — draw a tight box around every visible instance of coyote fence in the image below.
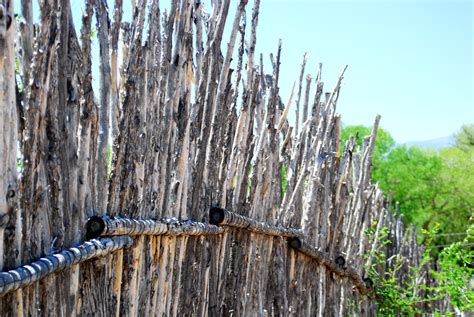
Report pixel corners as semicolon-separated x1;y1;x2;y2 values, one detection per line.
0;0;446;316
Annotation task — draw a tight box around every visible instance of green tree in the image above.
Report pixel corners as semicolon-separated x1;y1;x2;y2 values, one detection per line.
373;146;444;229
374;145;473;246
340;125;395;166
434;146;474;244
342;125;474;247
454;124;474;151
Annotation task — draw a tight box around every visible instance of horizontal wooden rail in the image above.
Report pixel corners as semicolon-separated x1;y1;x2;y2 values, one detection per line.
209;207;372;295
288;237;373;295
0;236;132;297
85;216;224;239
0;209;373;298
209;207;303;237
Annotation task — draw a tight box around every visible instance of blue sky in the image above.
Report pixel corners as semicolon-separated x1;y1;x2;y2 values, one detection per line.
254;0;473;142
33;0;473;143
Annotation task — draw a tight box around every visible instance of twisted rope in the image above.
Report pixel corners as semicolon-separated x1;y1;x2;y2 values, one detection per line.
85;216;224;239
209;207;303;237
288;237;372;295
1;209;373;298
0;236;132;297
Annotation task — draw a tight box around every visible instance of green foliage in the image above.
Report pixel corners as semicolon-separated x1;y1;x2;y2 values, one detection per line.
17;157;23;174
281;163;287;197
342;125;474;248
365;225;430;315
454;124;474;151
435;147;474;241
375;144;473;247
15;57;24;93
15;57;21;75
344;124;474;313
373;146;443;226
90;28;98;40
340;125;395;165
107;144;112;176
365;223;474;315
431;223;474;311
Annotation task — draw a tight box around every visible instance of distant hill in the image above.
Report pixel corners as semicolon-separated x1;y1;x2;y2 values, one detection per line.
403;135;455;150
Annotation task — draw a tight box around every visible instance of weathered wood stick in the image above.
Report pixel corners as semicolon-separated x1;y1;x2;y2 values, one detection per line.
86;216;224;239
0;236;132;297
288;237;372;295
210;207;303;237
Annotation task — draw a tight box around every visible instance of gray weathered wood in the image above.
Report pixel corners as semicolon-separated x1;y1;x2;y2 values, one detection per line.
0;0;451;315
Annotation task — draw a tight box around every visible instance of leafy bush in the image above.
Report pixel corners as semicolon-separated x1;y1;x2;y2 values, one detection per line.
365;223;474;315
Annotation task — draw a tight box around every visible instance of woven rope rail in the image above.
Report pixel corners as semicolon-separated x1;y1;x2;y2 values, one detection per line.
85;216;224;239
209;207;372;294
0;236;132;297
209;207;303;237
0;208;373;298
288;237;372;295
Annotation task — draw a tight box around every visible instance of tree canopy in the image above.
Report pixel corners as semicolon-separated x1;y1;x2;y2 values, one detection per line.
341;124;474;247
454;124;474;151
340;125;395;165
